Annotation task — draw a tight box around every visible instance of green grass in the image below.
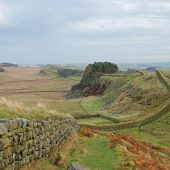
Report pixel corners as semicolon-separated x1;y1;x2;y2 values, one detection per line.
0;98;70;120
80;76;127;114
118;111;170;149
80;72;143;114
69;137;123;170
0;104;46;119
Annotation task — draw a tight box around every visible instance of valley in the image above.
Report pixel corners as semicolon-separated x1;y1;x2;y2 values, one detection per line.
0;64;170;170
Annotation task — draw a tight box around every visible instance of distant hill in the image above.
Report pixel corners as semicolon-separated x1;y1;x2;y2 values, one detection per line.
0;63;18;67
145;67;156;72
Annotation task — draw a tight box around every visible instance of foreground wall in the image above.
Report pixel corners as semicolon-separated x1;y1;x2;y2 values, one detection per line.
0;118;78;170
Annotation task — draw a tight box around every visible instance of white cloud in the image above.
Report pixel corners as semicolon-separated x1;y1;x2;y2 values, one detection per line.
90;0;139;17
0;1;23;26
0;3;8;25
111;1;138;11
67;16;169;32
120;3;137;11
80;41;116;47
149;2;170;13
0;0;170;63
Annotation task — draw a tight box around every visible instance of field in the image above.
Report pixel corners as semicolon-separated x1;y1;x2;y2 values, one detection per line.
67;68;170;169
0;65;170;169
0;66;85;117
79;70;170;126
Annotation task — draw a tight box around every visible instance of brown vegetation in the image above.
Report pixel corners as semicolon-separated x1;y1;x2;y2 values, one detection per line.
0;67;84;114
110;134;170;170
79;128;170;170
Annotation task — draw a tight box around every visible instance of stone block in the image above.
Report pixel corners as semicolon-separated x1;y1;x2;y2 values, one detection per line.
0;124;8;136
0;151;3;161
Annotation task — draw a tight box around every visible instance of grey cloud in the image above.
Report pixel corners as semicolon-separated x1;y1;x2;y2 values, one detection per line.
0;0;170;64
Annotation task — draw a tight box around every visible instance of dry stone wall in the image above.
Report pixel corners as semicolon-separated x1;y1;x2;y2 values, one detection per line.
79;100;170;131
74;114;120;123
0;118;78;170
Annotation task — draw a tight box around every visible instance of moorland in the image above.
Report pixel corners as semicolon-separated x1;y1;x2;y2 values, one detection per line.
0;63;170;170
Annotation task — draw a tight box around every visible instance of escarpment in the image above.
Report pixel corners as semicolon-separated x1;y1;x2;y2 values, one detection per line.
68;62;118;97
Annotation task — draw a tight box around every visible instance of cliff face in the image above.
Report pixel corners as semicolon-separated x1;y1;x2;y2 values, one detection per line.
71;73;111;97
0;118;78;170
68;62;118;97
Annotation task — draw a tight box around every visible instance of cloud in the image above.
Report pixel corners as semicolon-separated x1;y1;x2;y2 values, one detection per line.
0;2;9;25
0;0;170;64
107;1;138;11
0;1;23;26
149;2;170;13
66;16;169;32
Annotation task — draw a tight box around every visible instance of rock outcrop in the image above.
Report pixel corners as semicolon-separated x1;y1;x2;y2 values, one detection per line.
68;62;118;97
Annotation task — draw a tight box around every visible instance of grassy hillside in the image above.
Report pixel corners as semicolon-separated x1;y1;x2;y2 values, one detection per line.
1;66;169;125
67;68;170;169
120;110;170;149
0;66;85;117
68;109;170;169
1;66;170;169
80;72;140;114
79;70;170;125
0;97;70;120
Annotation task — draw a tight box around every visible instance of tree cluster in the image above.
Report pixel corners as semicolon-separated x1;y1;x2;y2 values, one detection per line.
85;62;118;75
57;68;83;77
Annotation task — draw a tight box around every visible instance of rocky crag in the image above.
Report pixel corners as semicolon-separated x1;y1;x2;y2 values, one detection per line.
68;62;118;97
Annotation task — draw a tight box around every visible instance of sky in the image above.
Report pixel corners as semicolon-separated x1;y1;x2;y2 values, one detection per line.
0;0;170;64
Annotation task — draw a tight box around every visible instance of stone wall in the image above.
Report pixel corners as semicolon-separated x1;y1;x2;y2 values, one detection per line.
74;114;120;123
156;70;170;91
80;99;170;131
0;118;78;170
